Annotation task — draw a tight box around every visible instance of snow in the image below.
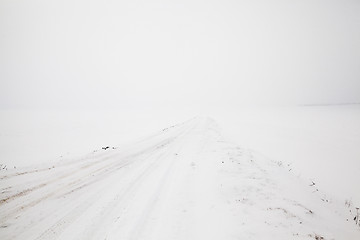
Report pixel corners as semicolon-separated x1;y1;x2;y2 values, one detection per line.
214;105;360;206
1;114;360;239
0;109;186;168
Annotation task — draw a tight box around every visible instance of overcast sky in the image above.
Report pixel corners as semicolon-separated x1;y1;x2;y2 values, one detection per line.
1;0;360;111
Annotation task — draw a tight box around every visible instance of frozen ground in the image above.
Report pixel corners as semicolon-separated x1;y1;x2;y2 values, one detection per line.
215;105;360;206
1;116;360;239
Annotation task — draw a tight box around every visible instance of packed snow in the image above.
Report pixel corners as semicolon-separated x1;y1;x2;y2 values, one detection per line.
1;115;359;239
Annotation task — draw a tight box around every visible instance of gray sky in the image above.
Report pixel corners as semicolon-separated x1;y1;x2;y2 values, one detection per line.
1;0;360;110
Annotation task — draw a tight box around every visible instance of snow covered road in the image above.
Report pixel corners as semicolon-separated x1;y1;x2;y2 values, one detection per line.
1;117;359;239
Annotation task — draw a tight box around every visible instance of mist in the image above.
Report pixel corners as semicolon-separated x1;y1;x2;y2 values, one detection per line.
1;0;360;111
1;2;360;238
1;0;360;208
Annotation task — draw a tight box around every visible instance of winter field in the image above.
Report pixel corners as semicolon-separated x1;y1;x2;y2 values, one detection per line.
0;106;360;239
2;0;360;238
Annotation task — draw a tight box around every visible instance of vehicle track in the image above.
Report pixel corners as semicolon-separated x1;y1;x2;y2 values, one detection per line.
0;120;196;240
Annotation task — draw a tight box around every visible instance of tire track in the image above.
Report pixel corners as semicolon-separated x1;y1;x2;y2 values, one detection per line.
0;121;196;240
0;136;177;211
39;121;197;240
127;120;201;240
33;127;193;240
0;137;179;231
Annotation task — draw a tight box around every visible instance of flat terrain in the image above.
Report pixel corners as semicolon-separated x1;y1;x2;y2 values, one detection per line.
1;117;359;239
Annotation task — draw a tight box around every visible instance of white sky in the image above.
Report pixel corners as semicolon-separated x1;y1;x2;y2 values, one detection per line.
1;0;360;110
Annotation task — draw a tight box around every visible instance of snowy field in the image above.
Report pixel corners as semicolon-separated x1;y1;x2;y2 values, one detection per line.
215;105;360;206
1;106;360;239
2;0;359;238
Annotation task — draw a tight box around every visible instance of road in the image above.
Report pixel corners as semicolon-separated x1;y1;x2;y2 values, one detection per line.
1;117;359;239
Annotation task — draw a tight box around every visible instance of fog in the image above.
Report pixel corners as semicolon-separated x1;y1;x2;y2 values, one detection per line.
1;0;360;205
1;0;360;111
